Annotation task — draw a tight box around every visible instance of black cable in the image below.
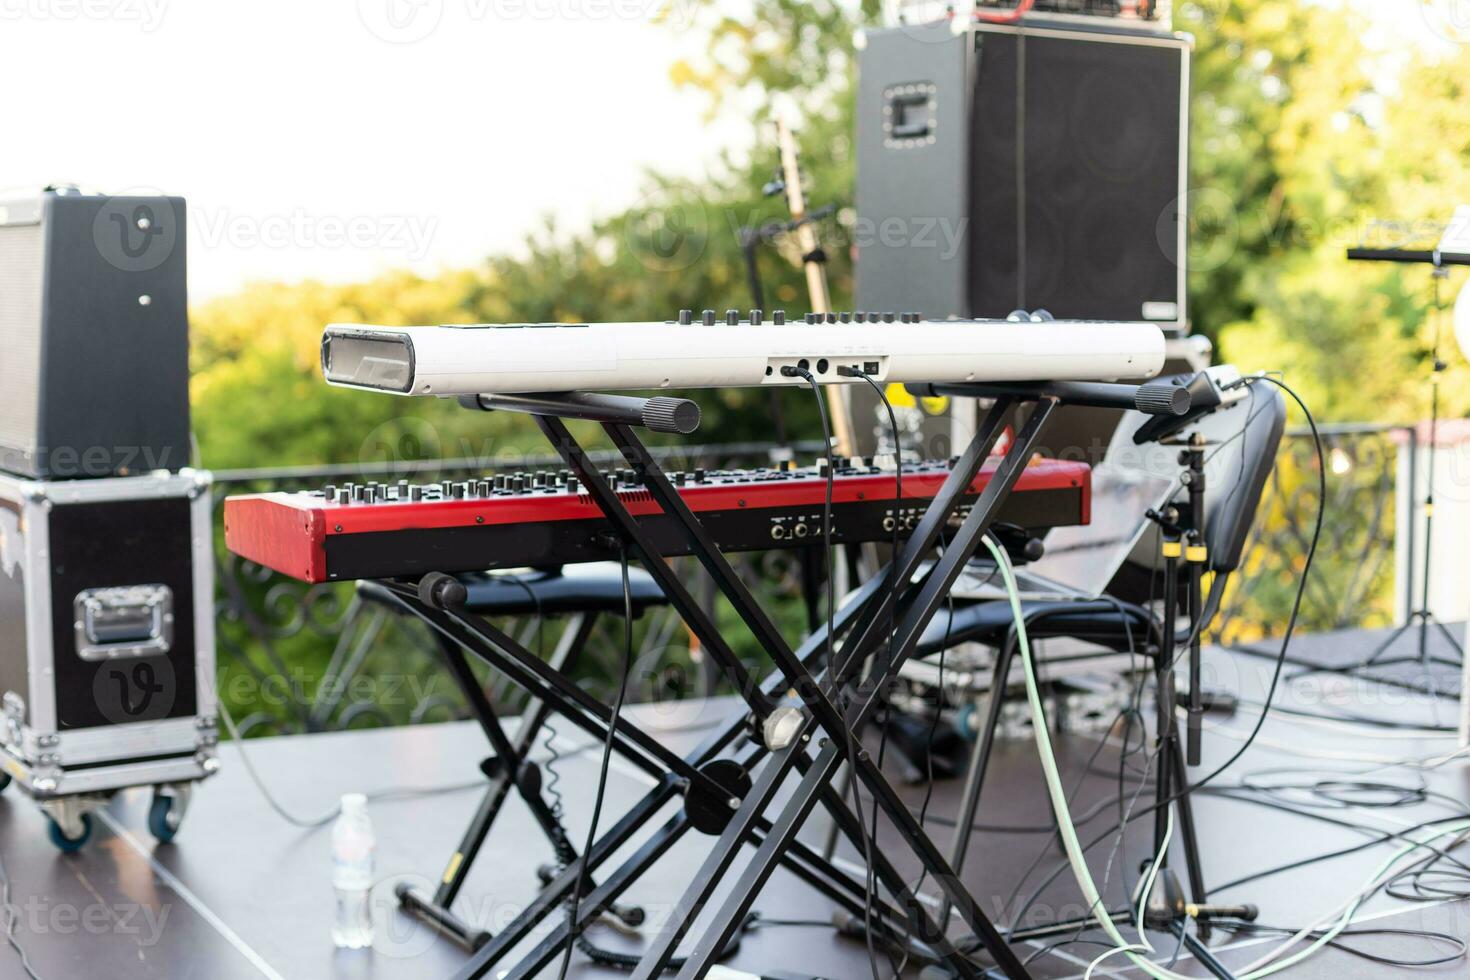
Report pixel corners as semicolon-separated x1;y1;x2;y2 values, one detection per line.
0;840;43;980
1181;376;1326;797
786;366;891;980
555;545;635;980
858;370;937;977
1216;921;1467;968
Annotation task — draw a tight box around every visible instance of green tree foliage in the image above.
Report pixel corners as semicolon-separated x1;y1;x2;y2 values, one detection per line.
194;1;1470;675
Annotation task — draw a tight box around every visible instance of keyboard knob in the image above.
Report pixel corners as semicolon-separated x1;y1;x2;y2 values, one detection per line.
322;483;336;498
335;488;351;504
512;475;526;492
363;486;377;503
725;309;740;325
409;485;423;501
566;476;579;493
674;472;687;486
701;309;716;326
678;309;693;325
750;310;763;325
693;468;706;483
773;310;786;325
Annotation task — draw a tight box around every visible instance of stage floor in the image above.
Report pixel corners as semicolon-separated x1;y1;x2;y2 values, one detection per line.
0;623;1466;979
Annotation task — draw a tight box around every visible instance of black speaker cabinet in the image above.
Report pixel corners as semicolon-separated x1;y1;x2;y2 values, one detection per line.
0;189;190;479
855;18;1190;331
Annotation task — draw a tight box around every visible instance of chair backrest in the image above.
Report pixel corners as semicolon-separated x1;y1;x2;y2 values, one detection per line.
1104;378;1287;578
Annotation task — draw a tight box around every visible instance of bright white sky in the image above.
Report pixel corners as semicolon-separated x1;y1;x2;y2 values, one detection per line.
1;0;1455;300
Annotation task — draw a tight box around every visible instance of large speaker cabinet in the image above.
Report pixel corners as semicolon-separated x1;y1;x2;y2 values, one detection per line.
0;189;190;479
855;18;1191;331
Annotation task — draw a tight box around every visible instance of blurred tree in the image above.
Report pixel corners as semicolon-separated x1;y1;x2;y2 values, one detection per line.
192;0;1470;674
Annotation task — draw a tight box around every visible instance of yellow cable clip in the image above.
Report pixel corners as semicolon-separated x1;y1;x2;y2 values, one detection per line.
1186;544;1208;563
1162;540;1183;559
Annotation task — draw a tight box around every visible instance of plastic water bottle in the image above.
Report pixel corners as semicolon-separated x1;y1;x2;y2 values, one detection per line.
331;793;375;949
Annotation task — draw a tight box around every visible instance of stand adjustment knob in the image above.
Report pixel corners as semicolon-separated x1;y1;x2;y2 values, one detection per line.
1135;381;1193;417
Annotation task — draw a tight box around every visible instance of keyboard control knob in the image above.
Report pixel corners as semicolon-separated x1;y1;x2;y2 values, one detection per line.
409;485;423;501
701;309;716;326
566;476;579;493
726;309;740;325
678;309;693;325
773;310;786;325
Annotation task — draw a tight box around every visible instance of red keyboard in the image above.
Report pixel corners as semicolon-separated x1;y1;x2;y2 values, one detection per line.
224;458;1090;583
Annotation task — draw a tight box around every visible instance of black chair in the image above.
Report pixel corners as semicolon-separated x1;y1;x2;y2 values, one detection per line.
911;381;1286;930
359;562;668;951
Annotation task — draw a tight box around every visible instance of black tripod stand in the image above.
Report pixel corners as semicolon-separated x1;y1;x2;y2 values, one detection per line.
1346;248;1469;674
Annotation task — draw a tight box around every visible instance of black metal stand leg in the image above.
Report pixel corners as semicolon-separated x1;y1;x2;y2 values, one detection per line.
494;816;696;980
427;614;599;918
449;784;684;980
939;638;1017;927
433;630;589;856
387;588;725;795
1169;737;1210;940
400;629;586;950
621;726;817;980
1172;920;1237;980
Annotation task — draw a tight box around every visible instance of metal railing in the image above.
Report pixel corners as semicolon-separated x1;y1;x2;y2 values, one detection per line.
212;427;1411;735
1211;423;1409;646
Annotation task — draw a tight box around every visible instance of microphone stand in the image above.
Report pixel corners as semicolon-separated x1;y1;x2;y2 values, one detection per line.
1345;248;1466;672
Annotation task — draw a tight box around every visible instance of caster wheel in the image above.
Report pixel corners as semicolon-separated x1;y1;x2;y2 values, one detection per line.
148;793;183;844
47;813;92;853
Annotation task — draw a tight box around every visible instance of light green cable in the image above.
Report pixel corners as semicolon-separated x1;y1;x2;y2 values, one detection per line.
1133;807;1172;952
979;534;1470;980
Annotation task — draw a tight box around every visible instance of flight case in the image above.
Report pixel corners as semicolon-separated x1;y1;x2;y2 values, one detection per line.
0;469;218;849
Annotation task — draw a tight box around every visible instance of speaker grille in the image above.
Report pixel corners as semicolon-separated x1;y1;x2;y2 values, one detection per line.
0;222;43;463
968;30;1184;323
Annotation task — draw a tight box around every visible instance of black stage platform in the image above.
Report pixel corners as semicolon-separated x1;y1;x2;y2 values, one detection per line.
0;624;1465;979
